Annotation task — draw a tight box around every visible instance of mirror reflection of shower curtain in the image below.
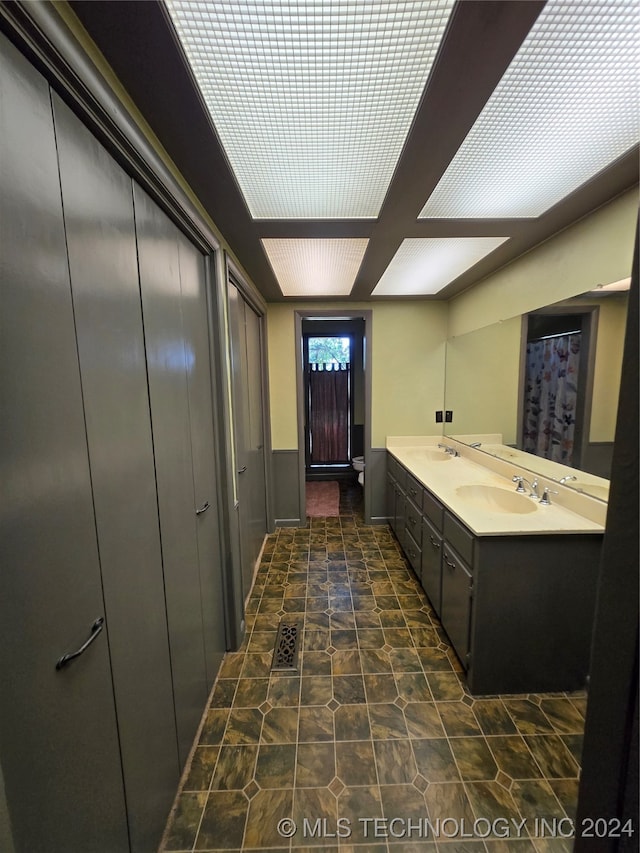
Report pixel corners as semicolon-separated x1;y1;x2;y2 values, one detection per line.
308;363;350;463
522;333;581;464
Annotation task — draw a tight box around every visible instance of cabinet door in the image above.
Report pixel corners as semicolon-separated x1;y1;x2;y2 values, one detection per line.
441;545;473;667
178;235;227;688
134;185;209;767
394;485;407;550
0;35;128;852
421;517;443;616
386;474;396;530
53;95;179;851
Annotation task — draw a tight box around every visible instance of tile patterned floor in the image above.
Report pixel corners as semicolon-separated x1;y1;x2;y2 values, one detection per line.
161;483;586;853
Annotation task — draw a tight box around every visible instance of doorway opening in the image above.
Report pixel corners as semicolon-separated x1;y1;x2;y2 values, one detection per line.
304;334;352;476
295;312;372;523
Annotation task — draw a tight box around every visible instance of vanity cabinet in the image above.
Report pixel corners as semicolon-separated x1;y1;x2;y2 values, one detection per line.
386;451;602;695
441;544;473;666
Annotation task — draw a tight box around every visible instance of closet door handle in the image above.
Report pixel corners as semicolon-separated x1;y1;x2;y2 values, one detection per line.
196;501;210;516
56;617;104;671
238;466;247;474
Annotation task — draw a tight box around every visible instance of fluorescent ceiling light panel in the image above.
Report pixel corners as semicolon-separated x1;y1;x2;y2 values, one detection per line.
420;0;639;219
372;237;509;296
165;0;455;219
262;238;368;296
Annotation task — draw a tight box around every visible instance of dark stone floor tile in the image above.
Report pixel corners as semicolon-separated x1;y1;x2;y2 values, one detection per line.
502;699;555;735
224;708;264;744
261;707;299;744
331;650;361;675
196;790;248;850
437;702;482;737
404;702;445;738
369;702;409;739
268;675;301;707
510;779;566;822
337;786;383;843
301;650;332;676
212;744;259;791
463;781;521;824
199;708;229;745
523;735;580;779
334;704;371;741
412;738;460;783
473;699;518;735
388;647;423;673
163;792;207;851
292;787;337;846
373;739;417;785
364;673;398;703
254;743;296;789
450;736;499;782
424;781;475;824
485;735;544;780
360;649;393;674
183;746;220;792
548;778;580;819
396;671;432;702
244;788;294;849
417;647;455;672
234;678;270;708
335;740;378;786
333;674;366;704
298;706;334;742
301;675;333;706
539;697;586;734
296;742;335;787
426;672;465;701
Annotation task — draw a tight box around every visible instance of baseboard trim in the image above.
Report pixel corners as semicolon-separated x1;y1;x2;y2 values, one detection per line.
370;515;391;526
275;518;303;528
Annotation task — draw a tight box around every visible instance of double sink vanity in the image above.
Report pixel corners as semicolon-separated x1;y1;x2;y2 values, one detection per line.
386;435;606;696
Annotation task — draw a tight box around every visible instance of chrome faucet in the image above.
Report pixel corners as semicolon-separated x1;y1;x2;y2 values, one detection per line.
539;487;559;505
438;443;459;457
512;475;539;498
559;475;578;484
469;442;482;448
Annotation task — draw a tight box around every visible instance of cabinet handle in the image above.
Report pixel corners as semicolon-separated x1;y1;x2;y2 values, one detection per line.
238;465;247;474
429;536;441;549
56;617;104;671
196;500;210;515
408;515;417;525
444;556;456;570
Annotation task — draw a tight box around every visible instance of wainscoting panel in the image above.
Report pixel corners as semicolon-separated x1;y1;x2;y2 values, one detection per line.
272;450;302;526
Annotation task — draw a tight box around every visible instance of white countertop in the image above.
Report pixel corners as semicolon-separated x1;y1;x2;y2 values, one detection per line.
386;437;605;537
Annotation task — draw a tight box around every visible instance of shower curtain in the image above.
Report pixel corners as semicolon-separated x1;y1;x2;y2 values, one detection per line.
522;333;581;464
308;363;350;464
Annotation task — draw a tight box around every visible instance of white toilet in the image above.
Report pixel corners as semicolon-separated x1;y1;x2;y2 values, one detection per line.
352;455;365;486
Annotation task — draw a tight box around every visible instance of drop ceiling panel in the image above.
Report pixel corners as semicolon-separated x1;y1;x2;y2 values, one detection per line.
262;238;369;295
165;0;455;219
419;0;639;219
372;237;509;296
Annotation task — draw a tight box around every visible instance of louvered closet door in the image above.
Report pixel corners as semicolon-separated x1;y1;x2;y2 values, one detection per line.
134;184;210;767
0;34;128;853
52;93;180;852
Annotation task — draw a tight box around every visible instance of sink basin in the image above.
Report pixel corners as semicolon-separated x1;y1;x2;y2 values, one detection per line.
455;484;538;514
419;449;452;462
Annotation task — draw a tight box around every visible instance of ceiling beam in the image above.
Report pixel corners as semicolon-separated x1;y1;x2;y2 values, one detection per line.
350;0;546;298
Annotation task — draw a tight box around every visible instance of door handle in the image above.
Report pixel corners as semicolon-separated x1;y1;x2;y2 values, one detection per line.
238;466;247;474
56;617;104;671
196;500;210;516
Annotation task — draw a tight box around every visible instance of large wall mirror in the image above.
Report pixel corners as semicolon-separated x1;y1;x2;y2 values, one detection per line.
443;283;629;502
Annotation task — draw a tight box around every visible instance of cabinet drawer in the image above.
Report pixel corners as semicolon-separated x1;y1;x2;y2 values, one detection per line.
405;472;423;509
444;511;474;566
404;527;422;577
422;487;444;531
404;496;422;546
387;454;407;490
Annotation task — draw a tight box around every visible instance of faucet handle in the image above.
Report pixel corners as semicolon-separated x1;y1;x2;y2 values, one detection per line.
512;475;526;493
539;487;559;505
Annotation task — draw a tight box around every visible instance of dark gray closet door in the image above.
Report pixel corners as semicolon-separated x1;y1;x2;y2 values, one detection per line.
134;184;208;766
244;302;268;567
178;236;227;685
52;94;179;851
0;35;128;853
228;283;253;597
228;283;268;599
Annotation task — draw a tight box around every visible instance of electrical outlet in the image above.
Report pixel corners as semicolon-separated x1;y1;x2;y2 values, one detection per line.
445;410;453;422
435;410;443;423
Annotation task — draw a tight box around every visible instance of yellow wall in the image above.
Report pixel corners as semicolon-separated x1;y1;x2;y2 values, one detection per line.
590;294;628;441
267;302;448;449
448;188;638;338
444;317;522;443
